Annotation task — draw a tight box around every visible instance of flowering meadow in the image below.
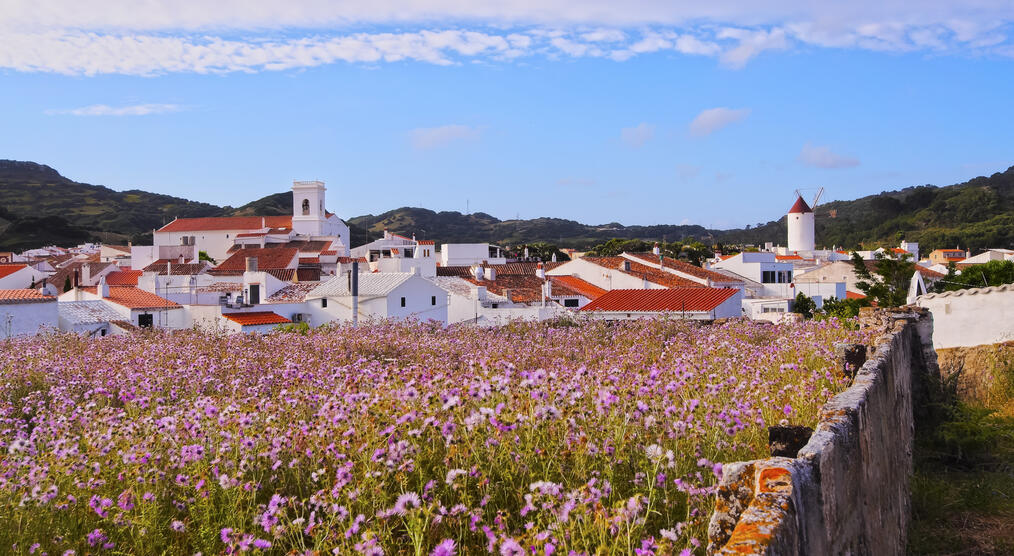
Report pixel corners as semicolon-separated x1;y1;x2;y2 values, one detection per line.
0;318;876;555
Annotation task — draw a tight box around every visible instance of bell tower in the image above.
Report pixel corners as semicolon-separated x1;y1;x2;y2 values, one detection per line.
292;180;326;236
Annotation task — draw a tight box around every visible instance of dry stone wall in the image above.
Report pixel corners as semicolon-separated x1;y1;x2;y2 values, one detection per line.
707;308;938;555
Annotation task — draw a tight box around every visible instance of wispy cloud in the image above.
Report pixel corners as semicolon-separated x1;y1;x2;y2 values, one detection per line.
45;103;184;116
1;2;1013;75
409;124;482;150
620;123;655;148
689;107;750;136
798;143;860;169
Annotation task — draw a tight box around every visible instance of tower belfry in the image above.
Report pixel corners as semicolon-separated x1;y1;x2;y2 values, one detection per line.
292;180;327;236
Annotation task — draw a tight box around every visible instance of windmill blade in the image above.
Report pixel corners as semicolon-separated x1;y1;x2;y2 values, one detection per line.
794;188;802;199
811;186;824;208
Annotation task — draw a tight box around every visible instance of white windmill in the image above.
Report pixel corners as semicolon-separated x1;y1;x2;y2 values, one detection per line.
787;187;823;253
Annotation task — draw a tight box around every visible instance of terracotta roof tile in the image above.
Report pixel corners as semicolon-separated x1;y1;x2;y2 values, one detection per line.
142;261;209;276
79;286;180;310
266;283;318;302
462;275;547;304
0;289;55;304
158;216;292;233
788;196;812;214
222;311;291;326
436;262;564;277
624;253;740;283
845;291;867;299
583;257;702;288
0;264;27;279
216;247;299;271
580;288;738;313
105;270;143;286
550;276;606;300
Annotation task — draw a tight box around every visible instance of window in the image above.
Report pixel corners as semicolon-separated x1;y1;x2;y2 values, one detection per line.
138;314;154;328
400;297;406;307
321;298;328;308
431;296;436;306
564;299;579;308
762;270;776;283
302;199;310;215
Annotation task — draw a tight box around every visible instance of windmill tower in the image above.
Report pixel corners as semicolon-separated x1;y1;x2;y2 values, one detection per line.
787;187;823;253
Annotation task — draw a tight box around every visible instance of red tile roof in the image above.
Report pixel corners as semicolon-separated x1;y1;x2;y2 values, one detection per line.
216;247;298;271
436;261;564;277
299;257;320;264
417;240;435;245
158;216;292;233
550;275;606;300
80;286;180;310
776;255;804;261
105;270;142;286
142;261;208;276
321;250;337;256
583;257;702;288
336;256;368;264
788;196;812;214
0;289;55;304
462;275;548;304
222;311;291;326
235;232;267;238
0;264;27;279
580;288;738;313
624;253;740;283
102;244;131;253
845;291;867;299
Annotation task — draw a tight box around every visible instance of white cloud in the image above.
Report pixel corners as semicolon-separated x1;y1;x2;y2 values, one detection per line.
45;103;184;116
409;125;482;150
620;123;655;148
717;28;789;68
688;107;750;136
0;1;1012;74
798;143;860;169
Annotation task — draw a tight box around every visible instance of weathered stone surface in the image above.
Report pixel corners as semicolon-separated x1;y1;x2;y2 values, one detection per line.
835;342;868;379
707;309;937;555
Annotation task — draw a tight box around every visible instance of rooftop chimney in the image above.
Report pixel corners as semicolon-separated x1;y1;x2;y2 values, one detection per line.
98;276;109;299
536;262;545;280
486;267;496;281
473;265;484;281
178;253;185;264
246;257;258;272
652;242;661;256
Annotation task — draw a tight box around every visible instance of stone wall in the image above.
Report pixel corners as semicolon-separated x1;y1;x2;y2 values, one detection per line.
707;309;938;555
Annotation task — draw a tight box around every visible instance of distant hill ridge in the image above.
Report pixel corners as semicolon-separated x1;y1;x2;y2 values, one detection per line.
0;159;1012;251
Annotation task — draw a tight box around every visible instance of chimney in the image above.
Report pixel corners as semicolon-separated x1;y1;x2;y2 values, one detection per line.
98;276;109;299
473;266;484;281
246;257;258;272
178;253;185;264
652;242;661;256
74;269;80;288
551;252;557;263
486;267;496;281
536;262;545;280
82;264;91;286
524;247;529;260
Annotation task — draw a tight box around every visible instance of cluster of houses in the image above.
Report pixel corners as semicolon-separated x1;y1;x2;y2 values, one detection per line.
1;183;1010;338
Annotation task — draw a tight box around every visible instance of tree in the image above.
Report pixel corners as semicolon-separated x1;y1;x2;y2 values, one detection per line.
792;292;816;319
819;296;869;320
63;276;72;292
934;260;1014;292
852;251;916;307
522;242;570;262
587;239;653;257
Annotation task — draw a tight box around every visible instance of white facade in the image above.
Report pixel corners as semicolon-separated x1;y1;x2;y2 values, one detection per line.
0;265;48;289
959;248;1014;266
439;243;507;267
916;285;1014;348
787;210;815;252
711;253;796;297
307;273;449;324
0;298;58;337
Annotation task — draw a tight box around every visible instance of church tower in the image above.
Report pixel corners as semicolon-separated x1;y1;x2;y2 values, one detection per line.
292;180;327;236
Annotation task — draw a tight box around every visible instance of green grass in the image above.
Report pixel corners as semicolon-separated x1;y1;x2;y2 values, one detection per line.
908;350;1014;555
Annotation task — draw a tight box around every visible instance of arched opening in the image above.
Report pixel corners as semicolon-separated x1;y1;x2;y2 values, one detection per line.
302;199;310;215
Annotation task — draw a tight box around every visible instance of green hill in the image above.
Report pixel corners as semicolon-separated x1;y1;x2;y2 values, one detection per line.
0;160;222;250
718;166;1014;251
1;159;1012;252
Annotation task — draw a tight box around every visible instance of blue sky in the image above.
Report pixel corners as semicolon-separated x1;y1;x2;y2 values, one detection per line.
2;2;1014;229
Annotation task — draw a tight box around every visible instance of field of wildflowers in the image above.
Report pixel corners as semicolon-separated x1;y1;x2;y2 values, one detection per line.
0;318;876;555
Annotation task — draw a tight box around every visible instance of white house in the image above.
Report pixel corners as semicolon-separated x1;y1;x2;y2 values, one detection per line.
439;243;507;267
306;272;449;324
0;289;58;337
0;264;48;289
428;275;566;325
579;288;742;320
915;285;1014;348
58;300;130;337
958;248;1014;268
60;279;185;329
153;180;350;262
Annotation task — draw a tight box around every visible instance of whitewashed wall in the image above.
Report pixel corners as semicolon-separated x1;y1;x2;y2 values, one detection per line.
0;301;58;337
915;285;1014;348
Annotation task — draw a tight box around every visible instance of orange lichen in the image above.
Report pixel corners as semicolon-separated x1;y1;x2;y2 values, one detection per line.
757;467;792;494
